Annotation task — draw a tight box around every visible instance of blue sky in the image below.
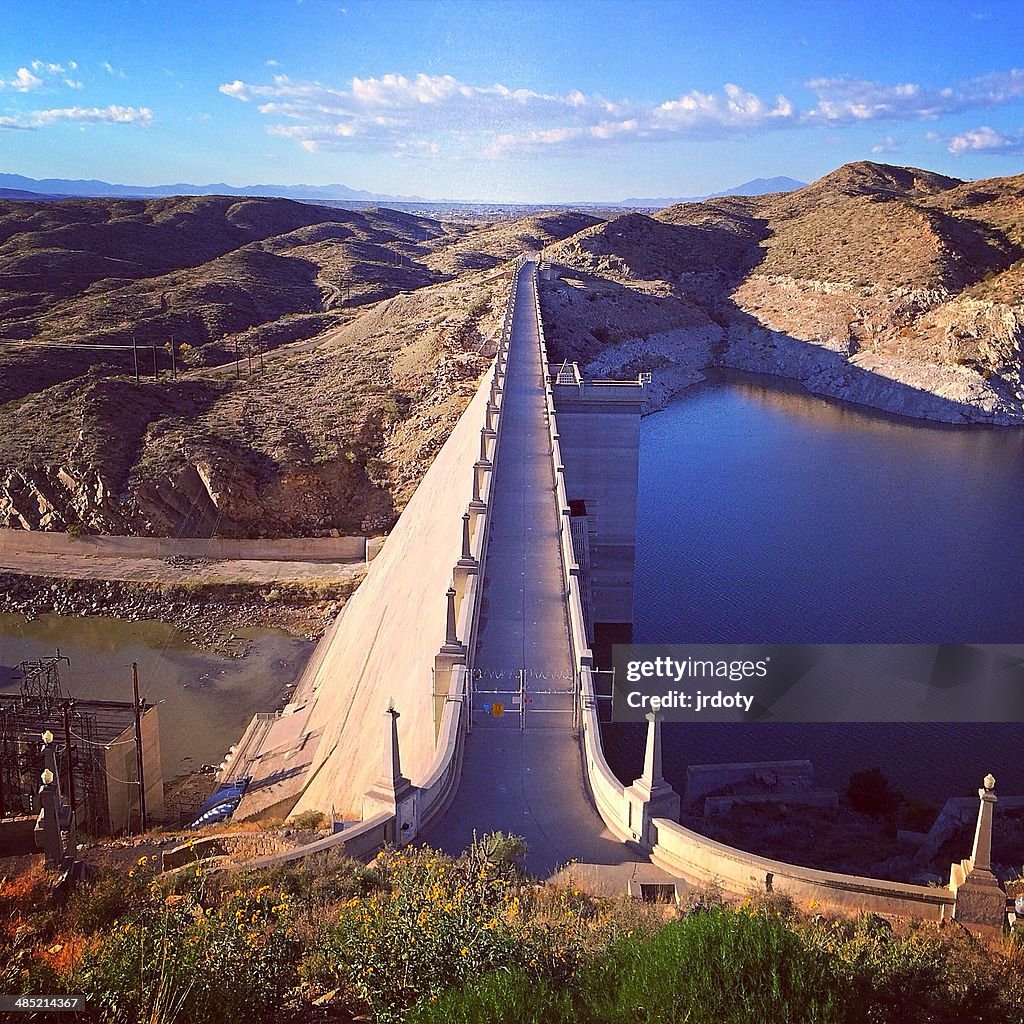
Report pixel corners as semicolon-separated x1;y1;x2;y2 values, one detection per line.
2;0;1023;201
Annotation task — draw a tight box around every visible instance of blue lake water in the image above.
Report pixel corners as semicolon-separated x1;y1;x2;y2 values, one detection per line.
605;376;1024;802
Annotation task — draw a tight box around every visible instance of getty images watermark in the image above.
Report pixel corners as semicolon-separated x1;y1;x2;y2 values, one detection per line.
610;644;1024;723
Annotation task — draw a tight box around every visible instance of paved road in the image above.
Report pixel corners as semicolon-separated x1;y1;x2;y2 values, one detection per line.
421;265;643;877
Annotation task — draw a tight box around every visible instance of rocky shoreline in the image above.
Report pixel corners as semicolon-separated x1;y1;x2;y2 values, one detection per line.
582;323;1024;425
0;573;355;650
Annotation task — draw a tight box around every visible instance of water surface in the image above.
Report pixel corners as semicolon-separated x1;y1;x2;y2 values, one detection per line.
0;612;313;778
610;378;1024;802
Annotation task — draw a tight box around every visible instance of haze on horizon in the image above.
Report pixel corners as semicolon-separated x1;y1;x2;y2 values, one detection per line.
2;0;1023;204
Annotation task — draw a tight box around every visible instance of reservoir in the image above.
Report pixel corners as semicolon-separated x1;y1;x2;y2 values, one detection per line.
607;375;1024;802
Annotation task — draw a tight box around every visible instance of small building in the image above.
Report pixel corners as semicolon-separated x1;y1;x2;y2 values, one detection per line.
0;697;163;845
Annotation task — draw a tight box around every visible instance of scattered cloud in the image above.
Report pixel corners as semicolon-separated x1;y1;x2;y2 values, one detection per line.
218;66;1024;160
0;105;154;130
805;68;1024;124
870;134;902;154
265;58;280;67
3;60;87;92
947;124;1024;154
102;61;127;79
31;105;153;126
1;67;44;92
220;70;799;158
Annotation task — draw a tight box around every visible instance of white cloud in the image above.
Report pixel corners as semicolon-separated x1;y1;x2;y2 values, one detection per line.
217;66;1024;161
31;105;153;126
870;134;902;154
221;70;799;158
3;60;87;92
101;61;127;79
0;105;154;130
265;58;280;67
1;67;44;92
805;68;1024;124
947;125;1023;154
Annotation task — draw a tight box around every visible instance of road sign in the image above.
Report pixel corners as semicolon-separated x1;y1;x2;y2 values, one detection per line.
492;702;504;718
482;703;491;715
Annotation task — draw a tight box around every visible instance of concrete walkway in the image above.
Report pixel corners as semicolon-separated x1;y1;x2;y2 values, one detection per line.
421;266;646;877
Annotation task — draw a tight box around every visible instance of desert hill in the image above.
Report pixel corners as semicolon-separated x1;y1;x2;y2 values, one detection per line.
0;196;594;535
541;161;1024;423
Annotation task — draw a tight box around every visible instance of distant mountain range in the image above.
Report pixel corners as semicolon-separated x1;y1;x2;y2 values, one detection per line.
0;172;804;209
0;173;428;204
615;176;806;207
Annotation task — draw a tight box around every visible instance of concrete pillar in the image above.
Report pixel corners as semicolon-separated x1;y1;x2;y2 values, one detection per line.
457;512;478;572
362;706;418;844
440;586;466;655
478;430;491;465
36;773;64;868
34;732;69;868
623;711;680;849
971;773;997;874
470;463;487;513
640;711;665;790
950;773;1006;933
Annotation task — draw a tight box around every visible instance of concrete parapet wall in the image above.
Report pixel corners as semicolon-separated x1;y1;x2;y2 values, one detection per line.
531;267;636;845
649;817;955;921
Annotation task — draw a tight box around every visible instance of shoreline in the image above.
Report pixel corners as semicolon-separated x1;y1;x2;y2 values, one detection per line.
0;572;356;649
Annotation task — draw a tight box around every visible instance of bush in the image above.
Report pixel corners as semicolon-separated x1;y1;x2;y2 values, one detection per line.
287;809;326;830
75;884;302;1024
582;908;845;1024
406;969;574;1024
846;768;903;817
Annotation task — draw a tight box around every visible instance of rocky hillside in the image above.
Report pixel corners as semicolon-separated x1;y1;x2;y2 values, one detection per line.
541;161;1024;424
0;197;595;535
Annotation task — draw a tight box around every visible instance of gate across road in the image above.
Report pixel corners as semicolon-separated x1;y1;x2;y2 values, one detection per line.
469;667;578;731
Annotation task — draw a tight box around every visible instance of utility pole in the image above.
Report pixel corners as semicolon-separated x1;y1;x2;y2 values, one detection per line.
246;341;253;376
234;338;240;379
151;341;158;379
169;336;177;380
131;662;147;833
132;334;139;385
62;699;76;825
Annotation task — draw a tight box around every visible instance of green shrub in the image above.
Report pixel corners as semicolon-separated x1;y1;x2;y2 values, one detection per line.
287;809;326;830
406;969;574;1024
581;908;845;1024
806;915;1020;1024
75;884;301;1024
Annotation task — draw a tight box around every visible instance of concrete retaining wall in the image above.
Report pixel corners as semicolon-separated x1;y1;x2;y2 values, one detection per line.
0;529;368;563
649;817;955;920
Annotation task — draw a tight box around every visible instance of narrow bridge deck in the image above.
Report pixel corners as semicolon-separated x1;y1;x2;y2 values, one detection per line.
421;266;642;876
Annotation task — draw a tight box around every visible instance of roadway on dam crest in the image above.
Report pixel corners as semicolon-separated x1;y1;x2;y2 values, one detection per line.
421;265;643;877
